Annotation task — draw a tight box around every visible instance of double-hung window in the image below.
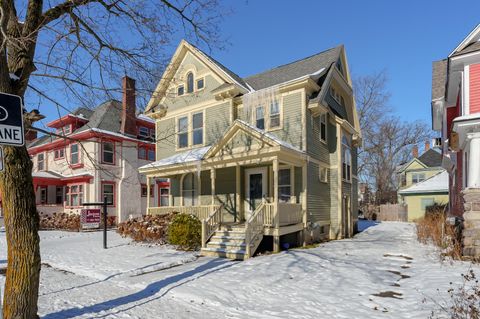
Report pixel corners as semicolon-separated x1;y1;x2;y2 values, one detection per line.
70;144;79;165
66;184;83;207
412;173;425;184
255;106;265;130
192;112;203;146
278;168;291;203
270;101;280;128
342;136;352;181
138;126;149;138
320;113;327;142
54;148;64;160
37;153;45;171
182;173;198;206
177;116;188;149
55;186;63;204
102;183;115;205
102;141;114;164
159;188;169;206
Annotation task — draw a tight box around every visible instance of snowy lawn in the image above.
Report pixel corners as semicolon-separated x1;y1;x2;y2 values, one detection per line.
0;222;478;318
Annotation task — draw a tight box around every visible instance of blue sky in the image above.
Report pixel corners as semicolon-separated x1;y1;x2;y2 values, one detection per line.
36;0;480;126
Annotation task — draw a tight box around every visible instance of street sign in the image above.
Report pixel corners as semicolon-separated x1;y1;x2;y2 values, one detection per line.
80;208;101;229
0;147;3;172
0;93;24;146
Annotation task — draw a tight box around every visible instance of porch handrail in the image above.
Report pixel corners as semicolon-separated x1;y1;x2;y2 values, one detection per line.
245;201;265;258
201;204;224;248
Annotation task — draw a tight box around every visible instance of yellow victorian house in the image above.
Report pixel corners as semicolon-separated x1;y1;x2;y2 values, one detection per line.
139;40;361;259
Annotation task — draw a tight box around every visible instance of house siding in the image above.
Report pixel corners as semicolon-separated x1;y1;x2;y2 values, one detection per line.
205;102;231;145
155;117;176;160
306;110;332;163
307;161;330;223
470;63;480;114
268;91;303;149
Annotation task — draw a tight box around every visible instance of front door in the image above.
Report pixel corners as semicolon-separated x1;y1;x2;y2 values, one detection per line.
245;167;267;220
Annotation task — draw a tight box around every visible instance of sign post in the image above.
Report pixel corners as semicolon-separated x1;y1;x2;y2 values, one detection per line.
82;196;112;249
0;93;24;146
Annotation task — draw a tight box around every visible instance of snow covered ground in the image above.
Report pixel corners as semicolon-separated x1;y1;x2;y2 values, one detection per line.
0;223;477;318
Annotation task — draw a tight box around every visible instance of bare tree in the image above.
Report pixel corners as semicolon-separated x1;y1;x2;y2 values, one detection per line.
354;71;431;204
0;1;224;317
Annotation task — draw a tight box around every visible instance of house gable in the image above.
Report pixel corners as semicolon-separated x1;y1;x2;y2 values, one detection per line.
146;40;248;116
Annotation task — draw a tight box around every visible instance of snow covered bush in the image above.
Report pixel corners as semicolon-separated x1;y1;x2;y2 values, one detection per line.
117;213;177;243
167;213;201;251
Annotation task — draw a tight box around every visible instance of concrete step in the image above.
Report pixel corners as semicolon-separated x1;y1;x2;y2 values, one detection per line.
201;247;246;260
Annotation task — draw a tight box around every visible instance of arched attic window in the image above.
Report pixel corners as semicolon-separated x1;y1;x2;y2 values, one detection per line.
186;72;194;93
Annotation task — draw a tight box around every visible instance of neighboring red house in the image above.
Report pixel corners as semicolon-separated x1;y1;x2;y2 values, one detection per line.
25;76;169;223
431;24;480;256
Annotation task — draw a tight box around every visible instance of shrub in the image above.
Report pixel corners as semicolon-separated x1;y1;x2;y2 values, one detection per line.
416;204;462;259
167;213;201;251
117;213;177;243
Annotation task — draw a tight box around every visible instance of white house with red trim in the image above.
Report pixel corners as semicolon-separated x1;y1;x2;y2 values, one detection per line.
431;24;480;256
26;77;169;223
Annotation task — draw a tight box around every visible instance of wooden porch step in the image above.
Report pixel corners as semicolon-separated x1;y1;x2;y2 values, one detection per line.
201;247;246;260
214;230;246;237
211;235;246;242
207;241;247;250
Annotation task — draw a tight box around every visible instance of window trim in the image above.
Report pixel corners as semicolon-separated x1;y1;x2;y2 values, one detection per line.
101;140;115;165
251;98;283;131
54;148;65;161
319;166;328;183
175;110;205;150
70;143;82;167
101;181;116;207
269;100;281;129
278;167;292;203
192;111;204;146
342;135;352;182
158;187;170;207
38;186;48;205
65;183;84;208
177;85;185;96
55;186;63;205
141;184;148;197
186;72;194;94
138;126;150;138
181;173;199;206
319;113;328;143
196;77;205;91
412;172;426;184
254;105;265;130
37;152;46;171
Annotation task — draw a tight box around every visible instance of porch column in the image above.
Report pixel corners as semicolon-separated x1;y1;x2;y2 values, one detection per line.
236;165;241;222
146;176;151;215
210;168;216;205
302;162;307;246
468;134;480;188
273;158;280;252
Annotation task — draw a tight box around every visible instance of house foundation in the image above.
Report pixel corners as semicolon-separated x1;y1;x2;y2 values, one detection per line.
462;188;480;257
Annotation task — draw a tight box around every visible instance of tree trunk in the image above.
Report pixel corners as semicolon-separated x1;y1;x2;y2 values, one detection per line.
1;144;40;319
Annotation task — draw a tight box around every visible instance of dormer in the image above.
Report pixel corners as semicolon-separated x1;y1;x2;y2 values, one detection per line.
46;114;89;136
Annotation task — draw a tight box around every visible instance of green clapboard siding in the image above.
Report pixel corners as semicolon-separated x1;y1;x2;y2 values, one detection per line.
155;117;176;160
205;102;231;145
307;161;331;223
268;92;303;149
306;111;332;163
214;167;237;222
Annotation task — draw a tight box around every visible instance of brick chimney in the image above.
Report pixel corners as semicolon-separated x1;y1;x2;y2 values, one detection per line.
412;145;418;158
425;141;430;152
121;76;137;136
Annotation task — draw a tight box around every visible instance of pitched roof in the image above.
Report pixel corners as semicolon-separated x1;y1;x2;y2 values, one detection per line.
451;41;480;57
432;60;447;100
243;46;342;90
398;171;448;194
417;148;443;167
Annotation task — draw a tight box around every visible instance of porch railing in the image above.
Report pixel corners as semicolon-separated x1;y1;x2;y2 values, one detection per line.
264;203;303;227
245;201;265;258
148;205;220;221
201;204;224;248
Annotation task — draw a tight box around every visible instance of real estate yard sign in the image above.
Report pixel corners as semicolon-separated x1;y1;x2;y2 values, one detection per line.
81;209;101;229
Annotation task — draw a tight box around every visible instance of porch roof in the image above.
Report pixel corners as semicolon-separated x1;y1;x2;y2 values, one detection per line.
33;171;94;185
139;120;305;173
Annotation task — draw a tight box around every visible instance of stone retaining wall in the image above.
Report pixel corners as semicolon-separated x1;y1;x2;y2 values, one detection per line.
462;188;480;257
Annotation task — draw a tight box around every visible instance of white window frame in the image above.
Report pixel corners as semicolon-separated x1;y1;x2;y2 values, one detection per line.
177;116;189;149
37;153;45;171
192;112;204;146
181;173;198;206
255;105;265;130
342;136;352;182
177;85;184;96
269;101;281;129
319;166;328;183
196;78;205;91
319;113;327;143
175;110;205;150
412;172;426;184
